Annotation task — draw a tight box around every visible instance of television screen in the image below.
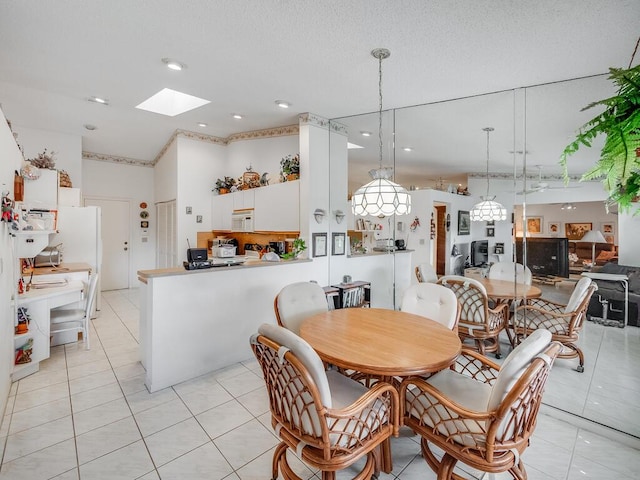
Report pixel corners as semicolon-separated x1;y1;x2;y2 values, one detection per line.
515;237;569;277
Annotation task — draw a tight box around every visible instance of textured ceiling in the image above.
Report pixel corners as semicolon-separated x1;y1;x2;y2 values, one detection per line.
1;0;638;183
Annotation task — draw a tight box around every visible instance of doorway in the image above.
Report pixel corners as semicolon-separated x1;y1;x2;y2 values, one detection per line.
84;197;131;290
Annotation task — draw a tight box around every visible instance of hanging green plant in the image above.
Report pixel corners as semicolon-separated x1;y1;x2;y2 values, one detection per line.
560;63;640;213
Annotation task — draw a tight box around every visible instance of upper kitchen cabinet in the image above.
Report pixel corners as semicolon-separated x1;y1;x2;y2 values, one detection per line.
23;169;58;210
254;180;299;232
233;189;255;211
211;192;234;231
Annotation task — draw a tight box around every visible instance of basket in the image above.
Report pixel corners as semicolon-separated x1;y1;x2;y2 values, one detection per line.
59;170;72;188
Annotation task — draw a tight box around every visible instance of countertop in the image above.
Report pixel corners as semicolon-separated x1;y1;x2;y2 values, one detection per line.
33;263;93;275
137;257;312;281
347;249;414;258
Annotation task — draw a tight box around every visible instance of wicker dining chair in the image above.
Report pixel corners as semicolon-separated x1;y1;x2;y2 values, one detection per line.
401;283;460;331
251;323;399;480
274;281;329;334
401;329;561;480
438;275;509;358
513;276;596;372
415;263;438;283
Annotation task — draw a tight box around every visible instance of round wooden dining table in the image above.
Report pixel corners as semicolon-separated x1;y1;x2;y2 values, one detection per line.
300;307;461;474
299;308;462;379
477;277;542;301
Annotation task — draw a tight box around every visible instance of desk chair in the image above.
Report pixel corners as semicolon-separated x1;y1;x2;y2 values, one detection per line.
401;329;561;480
251;323;399;480
415;263;438;283
274;281;328;335
50;273;98;350
401;283;460;330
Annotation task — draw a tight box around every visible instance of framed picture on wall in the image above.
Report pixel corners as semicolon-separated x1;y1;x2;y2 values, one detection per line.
332;232;345;255
548;222;560;235
565;222;592;240
486;227;495;237
601;222;615;234
312;232;327;257
526;216;543;234
458;210;470;235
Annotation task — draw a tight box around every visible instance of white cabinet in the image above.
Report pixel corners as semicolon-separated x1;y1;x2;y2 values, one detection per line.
232;190;255;211
254;180;299;232
23;168;58;210
211;193;234;231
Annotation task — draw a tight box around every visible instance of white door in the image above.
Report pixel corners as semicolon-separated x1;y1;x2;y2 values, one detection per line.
85;197;130;290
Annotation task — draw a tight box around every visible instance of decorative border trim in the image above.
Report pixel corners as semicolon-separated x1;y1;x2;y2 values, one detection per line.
227;124;298;143
299;113;348;136
468;172;587;182
82;151;153;168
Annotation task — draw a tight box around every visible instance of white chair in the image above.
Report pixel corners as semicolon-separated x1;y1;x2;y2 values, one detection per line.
401;329;561;480
415;263;438;283
488;262;532;285
401;283;460;330
274;281;328;334
50;274;98;350
251;323;399;479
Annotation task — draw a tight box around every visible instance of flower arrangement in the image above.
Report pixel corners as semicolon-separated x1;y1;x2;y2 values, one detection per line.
280;154;300;182
28;149;56;169
213;176;236;194
280;238;306;260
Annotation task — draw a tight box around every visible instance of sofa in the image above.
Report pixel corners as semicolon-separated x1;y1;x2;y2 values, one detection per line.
569;241;617;266
587;262;640;327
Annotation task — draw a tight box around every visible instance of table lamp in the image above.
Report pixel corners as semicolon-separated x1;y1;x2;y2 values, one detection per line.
581;230;607;267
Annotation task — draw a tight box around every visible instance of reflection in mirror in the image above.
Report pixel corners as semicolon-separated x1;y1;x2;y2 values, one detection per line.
330;73;639;439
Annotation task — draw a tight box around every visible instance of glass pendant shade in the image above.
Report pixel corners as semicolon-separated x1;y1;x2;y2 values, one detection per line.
351;169;412;217
470;126;506;222
469;196;507;221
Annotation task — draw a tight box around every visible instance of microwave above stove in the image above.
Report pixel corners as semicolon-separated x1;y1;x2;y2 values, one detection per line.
231;209;254;232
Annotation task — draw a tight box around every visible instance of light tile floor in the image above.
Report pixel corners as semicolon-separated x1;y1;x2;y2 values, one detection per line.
0;287;639;479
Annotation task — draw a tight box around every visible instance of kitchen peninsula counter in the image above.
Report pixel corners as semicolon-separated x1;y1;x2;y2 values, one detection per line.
138;257;317;392
137;257;311;282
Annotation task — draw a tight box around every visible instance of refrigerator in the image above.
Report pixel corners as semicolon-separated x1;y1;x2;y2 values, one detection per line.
50;205;102;311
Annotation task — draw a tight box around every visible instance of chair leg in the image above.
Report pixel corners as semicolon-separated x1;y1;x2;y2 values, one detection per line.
509;459;527;480
437;453;458;480
272;442;288;480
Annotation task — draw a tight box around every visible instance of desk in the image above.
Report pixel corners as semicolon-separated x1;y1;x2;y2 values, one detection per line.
300;308;461;473
582;272;629;327
15;281;84;380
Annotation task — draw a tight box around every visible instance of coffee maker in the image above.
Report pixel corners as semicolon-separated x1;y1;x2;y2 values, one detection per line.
269;241;285;255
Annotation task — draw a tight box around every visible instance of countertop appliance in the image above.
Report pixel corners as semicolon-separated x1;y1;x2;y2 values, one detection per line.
395;239;406;250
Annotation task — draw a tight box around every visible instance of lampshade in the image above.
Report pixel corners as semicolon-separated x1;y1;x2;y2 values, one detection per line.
351;48;411;218
470;127;506;222
351;169;412;217
469;197;508;221
581;230;606;243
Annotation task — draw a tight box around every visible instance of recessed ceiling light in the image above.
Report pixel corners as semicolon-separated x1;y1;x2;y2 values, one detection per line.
88;96;109;105
275;100;290;109
360;131;372;137
347;142;364;149
83;124;97;131
162;57;187;71
197;122;207;127
232;114;243;120
403;147;413;152
135;88;210;117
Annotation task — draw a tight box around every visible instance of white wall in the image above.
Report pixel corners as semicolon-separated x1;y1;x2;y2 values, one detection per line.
226;135;298;185
618;209;640;267
154;140;178;204
12;126;82;190
83;159;156;283
176;137;226;258
0;108;25;419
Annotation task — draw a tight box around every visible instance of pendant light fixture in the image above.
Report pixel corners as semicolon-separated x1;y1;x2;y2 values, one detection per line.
470;127;507;221
351;48;411;217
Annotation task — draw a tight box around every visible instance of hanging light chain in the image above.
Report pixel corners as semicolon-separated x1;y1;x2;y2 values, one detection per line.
378;51;383;170
483;127;494;197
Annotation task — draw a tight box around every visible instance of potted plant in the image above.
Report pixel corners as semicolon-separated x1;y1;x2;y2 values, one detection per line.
561;64;640;213
280;154;300;182
213;176;236;194
280;238;306;260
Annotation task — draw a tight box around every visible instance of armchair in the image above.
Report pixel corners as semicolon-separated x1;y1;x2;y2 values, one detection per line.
438;275;509;358
274;281;329;334
401;329;561;480
514;276;596;372
251;323;399;480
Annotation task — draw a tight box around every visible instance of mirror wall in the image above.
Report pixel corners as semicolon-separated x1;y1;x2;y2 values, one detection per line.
328;74;640;438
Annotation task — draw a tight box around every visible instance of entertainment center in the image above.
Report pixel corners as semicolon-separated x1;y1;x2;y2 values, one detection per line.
515;237;569;278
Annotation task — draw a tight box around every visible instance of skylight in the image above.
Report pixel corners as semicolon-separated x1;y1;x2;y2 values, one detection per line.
135;88;210;117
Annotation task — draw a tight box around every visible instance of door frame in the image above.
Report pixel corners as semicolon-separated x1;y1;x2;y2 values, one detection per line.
84;195;132;290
